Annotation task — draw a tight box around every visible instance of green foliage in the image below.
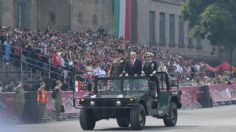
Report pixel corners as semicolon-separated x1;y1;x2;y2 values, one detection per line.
181;0;236;49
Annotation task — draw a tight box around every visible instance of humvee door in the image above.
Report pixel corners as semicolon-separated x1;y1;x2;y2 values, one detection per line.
157;72;170;114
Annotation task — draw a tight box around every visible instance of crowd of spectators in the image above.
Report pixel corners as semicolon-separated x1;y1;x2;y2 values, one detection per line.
0;26;234;91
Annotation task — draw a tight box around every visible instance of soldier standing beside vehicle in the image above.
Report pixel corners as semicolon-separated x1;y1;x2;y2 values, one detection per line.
53;80;63;121
110;49;126;77
14;81;25;120
37;81;48;122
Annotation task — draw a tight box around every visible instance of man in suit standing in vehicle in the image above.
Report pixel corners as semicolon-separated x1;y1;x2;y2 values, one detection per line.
124;51;142;90
124;51;142;77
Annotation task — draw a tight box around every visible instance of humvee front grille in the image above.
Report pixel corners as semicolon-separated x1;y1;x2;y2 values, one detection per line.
95;100;114;107
84;99;130;107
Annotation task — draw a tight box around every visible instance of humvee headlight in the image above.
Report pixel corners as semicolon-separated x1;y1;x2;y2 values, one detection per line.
90;101;95;107
116;100;121;107
80;98;85;102
129;98;134;101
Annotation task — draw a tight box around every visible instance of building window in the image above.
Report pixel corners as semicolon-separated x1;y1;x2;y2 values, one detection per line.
95;0;98;4
149;11;156;46
49;12;56;25
169;14;175;47
78;12;83;24
0;0;2;27
187;23;194;49
19;0;31;29
178;15;184;48
196;36;203;49
159;12;165;46
92;14;98;25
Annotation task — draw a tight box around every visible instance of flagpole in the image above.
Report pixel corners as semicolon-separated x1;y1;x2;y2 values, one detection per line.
73;74;75;102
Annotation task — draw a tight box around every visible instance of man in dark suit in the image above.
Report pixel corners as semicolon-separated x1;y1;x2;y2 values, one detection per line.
123;51;142;91
124;51;142;77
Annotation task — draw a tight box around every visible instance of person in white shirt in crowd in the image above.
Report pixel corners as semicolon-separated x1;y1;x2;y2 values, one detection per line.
68;58;74;71
195;62;201;73
60;54;68;82
174;61;183;79
158;62;168;73
93;65;106;77
0;81;3;92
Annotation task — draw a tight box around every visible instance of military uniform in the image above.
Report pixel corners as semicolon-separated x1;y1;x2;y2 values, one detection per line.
110;57;126;76
142;61;158;80
142;52;159;92
14;82;25;120
110;49;126;76
54;80;63;121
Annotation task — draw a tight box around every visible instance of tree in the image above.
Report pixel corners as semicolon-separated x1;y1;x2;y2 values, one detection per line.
181;0;236;75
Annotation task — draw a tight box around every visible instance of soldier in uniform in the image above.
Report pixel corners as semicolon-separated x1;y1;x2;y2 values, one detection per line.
110;49;126;76
110;49;126;91
142;52;159;92
54;80;63;121
14;81;25;120
37;81;48;122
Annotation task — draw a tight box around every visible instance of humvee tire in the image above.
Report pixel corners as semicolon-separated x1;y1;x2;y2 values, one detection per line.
79;109;96;130
130;104;146;130
163;102;177;127
117;117;129;127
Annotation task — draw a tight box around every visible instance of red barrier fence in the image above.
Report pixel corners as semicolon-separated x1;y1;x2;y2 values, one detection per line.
180;86;201;108
209;84;236;105
46;90;89;114
0;92;16;114
180;84;236;108
1;84;236;117
0;91;90;118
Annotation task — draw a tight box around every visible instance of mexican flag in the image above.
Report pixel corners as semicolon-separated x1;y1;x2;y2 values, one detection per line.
113;0;137;41
73;80;81;92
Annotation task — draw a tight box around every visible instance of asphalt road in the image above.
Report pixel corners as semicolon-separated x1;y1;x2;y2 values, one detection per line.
1;105;236;132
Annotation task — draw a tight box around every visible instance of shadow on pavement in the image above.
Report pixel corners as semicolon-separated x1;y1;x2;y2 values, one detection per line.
95;125;200;131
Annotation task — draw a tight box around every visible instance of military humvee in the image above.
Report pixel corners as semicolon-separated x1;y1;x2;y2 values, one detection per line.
74;72;182;130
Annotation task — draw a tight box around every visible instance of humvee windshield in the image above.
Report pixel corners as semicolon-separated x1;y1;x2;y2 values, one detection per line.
96;78;149;93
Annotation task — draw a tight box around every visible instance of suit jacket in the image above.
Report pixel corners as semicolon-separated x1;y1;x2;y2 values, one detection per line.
125;59;142;76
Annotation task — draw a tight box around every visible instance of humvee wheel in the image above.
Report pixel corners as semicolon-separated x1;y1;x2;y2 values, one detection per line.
117;117;129;127
79;109;96;130
163;102;177;127
130;104;146;130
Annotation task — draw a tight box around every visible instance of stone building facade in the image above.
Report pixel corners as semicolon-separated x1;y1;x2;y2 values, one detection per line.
0;0;231;63
136;0;219;61
71;0;113;32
